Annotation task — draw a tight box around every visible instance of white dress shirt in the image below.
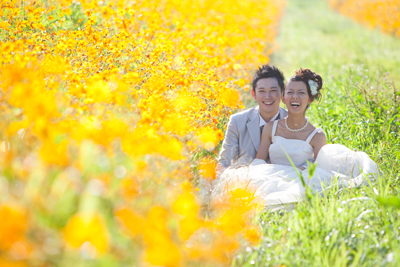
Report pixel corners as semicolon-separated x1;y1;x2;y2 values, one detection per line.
259;111;280;127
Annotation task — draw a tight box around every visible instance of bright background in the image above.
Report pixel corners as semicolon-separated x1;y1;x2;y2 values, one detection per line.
0;0;399;266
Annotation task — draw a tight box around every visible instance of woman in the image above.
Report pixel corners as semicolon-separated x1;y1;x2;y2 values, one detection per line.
212;68;379;206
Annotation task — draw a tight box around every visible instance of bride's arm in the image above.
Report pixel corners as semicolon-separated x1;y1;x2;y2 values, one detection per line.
255;121;274;161
310;130;327;160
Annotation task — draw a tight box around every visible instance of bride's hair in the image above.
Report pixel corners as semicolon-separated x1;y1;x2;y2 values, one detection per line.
288;68;323;102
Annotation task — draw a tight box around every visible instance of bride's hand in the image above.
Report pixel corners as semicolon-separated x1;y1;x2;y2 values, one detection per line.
298;166;306;171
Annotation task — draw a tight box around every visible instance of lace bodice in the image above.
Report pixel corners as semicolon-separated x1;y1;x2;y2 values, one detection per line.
269;120;321;167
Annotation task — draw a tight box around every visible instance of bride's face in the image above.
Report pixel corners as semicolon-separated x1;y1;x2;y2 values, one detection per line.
282;80;313;113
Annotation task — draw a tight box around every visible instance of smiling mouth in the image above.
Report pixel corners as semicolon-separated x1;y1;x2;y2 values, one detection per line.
290;102;301;108
263;101;274;105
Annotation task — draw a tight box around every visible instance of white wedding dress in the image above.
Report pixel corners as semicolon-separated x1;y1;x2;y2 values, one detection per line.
212;120;379;206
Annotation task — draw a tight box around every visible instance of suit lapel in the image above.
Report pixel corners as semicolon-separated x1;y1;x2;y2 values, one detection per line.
246;107;261;152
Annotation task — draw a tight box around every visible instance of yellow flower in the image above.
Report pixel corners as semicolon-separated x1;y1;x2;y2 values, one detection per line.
0;0;286;264
6;120;29;137
85;79;110;103
0;21;10;29
143;77;168;94
174;91;205;115
162;115;191;136
115;207;145;237
144;241;181;267
122;125;184;160
143;206;181;266
196;127;223;150
40;139;69;166
218;87;241;108
177;216;203;241
173;190;199;215
63;213;109;255
158;136;184;160
122;72;141;85
215;209;247;236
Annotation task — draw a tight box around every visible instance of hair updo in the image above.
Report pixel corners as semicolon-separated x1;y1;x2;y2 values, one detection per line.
287;68;323;102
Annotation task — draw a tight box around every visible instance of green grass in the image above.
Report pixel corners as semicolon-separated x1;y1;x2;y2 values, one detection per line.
235;0;400;266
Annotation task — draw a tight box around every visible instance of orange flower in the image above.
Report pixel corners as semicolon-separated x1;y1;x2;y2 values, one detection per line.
198;157;217;180
0;204;27;251
119;178;139;200
0;257;27;267
329;0;400;37
210;234;240;264
244;226;261;245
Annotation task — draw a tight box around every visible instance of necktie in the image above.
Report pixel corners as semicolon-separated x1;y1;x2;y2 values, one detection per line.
260;114;280;137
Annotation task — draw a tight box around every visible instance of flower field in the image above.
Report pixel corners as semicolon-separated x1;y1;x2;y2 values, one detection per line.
329;0;400;37
0;0;286;266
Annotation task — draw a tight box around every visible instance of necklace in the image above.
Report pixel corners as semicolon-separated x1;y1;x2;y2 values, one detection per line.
285;117;309;132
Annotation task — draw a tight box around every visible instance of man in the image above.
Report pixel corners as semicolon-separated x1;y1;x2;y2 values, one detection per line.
216;64;287;175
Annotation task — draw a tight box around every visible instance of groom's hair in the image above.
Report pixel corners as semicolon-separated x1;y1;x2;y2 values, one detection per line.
252;65;285;94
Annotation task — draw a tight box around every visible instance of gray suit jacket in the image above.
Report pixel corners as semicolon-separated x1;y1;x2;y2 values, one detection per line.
218;106;288;167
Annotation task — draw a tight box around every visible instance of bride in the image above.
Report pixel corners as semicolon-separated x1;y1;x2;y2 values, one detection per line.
212;68;379;206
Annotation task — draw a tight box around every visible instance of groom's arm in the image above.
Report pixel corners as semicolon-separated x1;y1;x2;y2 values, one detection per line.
217;116;240;174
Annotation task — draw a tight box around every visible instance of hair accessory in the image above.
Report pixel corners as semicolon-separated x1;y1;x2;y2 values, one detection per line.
285;117;309;132
308;80;318;95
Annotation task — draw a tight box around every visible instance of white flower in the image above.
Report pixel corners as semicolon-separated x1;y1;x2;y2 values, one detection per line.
308;80;318;95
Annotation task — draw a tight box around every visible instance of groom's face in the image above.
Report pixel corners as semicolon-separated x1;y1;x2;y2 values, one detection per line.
252;78;281;116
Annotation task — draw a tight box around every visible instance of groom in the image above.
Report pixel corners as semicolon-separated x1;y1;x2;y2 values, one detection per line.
216;64;287;175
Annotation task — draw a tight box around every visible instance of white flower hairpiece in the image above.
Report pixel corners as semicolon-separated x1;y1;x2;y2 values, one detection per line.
308;80;318;95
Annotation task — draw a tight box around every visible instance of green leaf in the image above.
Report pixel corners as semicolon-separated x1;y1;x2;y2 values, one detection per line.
307;160;317;178
54;134;67;144
376;196;400;208
283;150;313;201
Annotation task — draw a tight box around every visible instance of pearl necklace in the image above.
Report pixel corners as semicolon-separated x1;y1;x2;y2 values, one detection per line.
285;117;309;132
